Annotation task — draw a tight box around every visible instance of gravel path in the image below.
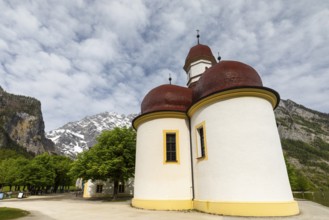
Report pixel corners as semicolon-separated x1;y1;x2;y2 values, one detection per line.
1;194;329;220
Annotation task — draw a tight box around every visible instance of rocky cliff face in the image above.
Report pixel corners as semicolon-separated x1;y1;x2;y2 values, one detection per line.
276;99;329;143
0;87;56;155
275;99;329;189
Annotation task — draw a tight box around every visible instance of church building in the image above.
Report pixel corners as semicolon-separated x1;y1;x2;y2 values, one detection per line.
132;37;299;216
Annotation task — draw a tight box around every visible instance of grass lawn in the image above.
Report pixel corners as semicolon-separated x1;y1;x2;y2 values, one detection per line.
0;207;29;220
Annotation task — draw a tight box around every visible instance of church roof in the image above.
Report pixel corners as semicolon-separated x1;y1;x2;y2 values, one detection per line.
141;84;192;114
193;60;263;102
183;44;217;72
137;43;278;117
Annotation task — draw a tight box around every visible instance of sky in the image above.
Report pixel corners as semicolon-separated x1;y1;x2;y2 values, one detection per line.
0;0;328;131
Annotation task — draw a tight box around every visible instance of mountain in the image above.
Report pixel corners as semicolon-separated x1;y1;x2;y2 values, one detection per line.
46;112;136;158
276;99;329;190
276;99;329;143
0;86;56;156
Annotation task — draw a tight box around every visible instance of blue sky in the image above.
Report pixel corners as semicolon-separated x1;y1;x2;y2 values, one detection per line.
0;0;328;131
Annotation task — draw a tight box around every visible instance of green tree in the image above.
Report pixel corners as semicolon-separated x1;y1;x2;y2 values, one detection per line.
0;149;27;161
52;155;73;192
295;172;312;191
0;153;73;193
285;157;313;191
0;157;30;191
11;157;30;191
0;158;16;190
23;153;55;193
70;127;136;199
285;158;298;190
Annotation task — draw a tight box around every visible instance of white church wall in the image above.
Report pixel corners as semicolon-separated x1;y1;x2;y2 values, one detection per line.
191;96;293;202
134;117;192;200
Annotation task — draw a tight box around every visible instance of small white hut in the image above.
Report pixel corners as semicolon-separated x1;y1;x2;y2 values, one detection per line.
83;179;133;198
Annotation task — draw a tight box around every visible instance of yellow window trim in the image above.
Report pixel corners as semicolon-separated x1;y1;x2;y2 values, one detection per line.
195;121;208;161
163;130;180;164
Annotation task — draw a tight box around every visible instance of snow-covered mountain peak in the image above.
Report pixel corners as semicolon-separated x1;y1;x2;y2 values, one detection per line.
46;112;136;158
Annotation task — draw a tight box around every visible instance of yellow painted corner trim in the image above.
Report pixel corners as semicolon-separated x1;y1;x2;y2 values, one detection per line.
195;121;208;161
163;130;180;164
188;88;278;117
194;200;299;217
133;111;187;129
132;198;193;210
83;181;91;198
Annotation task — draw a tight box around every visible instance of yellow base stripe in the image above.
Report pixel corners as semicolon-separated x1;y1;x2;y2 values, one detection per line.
132;198;299;216
132;199;193;210
194;200;299;216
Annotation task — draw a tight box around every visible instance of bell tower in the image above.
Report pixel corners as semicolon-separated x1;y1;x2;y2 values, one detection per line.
183;31;217;87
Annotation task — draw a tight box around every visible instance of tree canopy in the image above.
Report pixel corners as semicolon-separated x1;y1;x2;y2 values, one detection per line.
70;127;136;199
0;153;74;193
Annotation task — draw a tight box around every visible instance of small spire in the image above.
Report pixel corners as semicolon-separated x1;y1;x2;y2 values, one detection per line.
196;30;200;44
169;73;172;85
217;51;221;62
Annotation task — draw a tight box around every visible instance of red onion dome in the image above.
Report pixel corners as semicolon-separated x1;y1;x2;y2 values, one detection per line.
141;84;192;114
183;44;217;72
193;60;263;102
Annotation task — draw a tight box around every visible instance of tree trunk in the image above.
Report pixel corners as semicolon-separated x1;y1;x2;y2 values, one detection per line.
112;180;119;200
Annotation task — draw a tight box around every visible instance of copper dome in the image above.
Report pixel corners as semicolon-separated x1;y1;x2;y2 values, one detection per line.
141;84;192;114
183;44;217;72
193;61;263;102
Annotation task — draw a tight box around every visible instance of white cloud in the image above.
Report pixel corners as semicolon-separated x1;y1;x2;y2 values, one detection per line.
0;0;328;131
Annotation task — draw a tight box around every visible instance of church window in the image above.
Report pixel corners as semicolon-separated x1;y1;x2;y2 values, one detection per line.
96;184;103;193
198;127;205;157
166;133;176;161
196;122;208;160
118;182;125;193
163;130;180;164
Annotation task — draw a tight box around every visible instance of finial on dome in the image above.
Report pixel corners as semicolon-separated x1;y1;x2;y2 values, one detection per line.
169;73;172;85
196;30;200;44
217;51;221;62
